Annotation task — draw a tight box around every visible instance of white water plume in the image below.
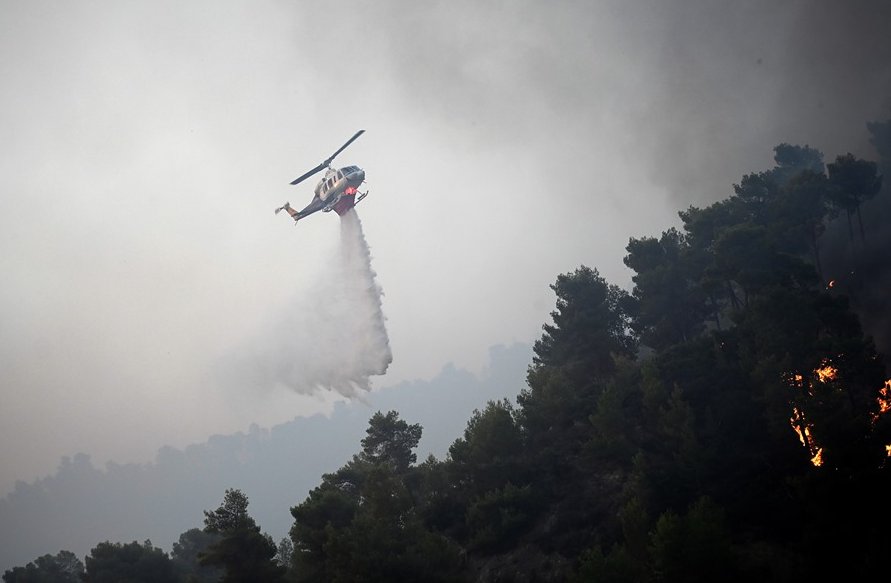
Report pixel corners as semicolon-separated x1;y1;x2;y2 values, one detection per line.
222;209;391;399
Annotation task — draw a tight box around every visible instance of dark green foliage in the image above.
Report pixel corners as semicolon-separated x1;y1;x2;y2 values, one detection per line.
528;265;636;378
587;360;644;462
827;152;882;241
170;528;222;583
360;410;423;471
519;266;635;464
510;266;642;559
2;551;83;583
465;483;536;552
201;489;286;583
289;412;465;582
448;399;525;496
318;464;464;582
624;229;708;349
83;540;177;583
649;497;737;583
771;143;825;183
571;545;644;583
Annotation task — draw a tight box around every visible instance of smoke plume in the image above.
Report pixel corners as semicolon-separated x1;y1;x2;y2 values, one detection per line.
222;209;392;399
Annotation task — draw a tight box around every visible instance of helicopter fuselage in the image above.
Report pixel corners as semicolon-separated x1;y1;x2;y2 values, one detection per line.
315;166;366;215
315;166;365;202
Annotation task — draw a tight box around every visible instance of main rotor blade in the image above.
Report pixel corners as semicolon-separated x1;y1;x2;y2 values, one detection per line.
322;129;365;166
289;162;326;186
289;130;364;186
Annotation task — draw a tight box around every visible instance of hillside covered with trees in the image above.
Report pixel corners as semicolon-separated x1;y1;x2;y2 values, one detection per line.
5;120;891;582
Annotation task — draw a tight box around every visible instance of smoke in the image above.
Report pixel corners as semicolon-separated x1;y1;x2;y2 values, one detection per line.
221;209;392;400
638;0;891;208
820;121;891;362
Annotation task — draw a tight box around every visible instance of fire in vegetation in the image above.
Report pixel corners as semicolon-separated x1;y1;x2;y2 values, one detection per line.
785;361;832;467
790;406;823;467
784;360;838;468
878;380;891;415
786;363;891;466
815;361;838;383
877;380;891;457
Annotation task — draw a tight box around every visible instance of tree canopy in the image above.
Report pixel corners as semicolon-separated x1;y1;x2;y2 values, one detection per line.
200;489;286;583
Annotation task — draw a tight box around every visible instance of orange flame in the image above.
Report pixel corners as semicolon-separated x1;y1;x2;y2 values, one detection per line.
815;361;838;383
785;373;805;388
784;360;837;391
790;406;823;467
880;380;891;458
879;380;891;415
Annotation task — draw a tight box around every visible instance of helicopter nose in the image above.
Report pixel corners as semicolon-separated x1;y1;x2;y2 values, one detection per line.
349;169;365;182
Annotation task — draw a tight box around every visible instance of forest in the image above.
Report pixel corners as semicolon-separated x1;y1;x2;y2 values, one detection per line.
5;118;891;582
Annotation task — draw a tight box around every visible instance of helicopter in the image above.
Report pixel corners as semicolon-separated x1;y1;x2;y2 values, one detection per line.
275;130;369;224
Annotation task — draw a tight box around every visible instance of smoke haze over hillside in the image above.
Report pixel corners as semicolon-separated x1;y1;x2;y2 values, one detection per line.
0;343;530;574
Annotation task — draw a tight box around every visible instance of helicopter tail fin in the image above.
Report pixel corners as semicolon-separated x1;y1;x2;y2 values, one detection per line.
274;202;291;215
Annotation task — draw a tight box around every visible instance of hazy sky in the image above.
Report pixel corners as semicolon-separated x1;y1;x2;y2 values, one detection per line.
2;0;889;495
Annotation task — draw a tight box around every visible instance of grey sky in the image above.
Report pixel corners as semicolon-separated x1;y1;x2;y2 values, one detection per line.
1;0;888;495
